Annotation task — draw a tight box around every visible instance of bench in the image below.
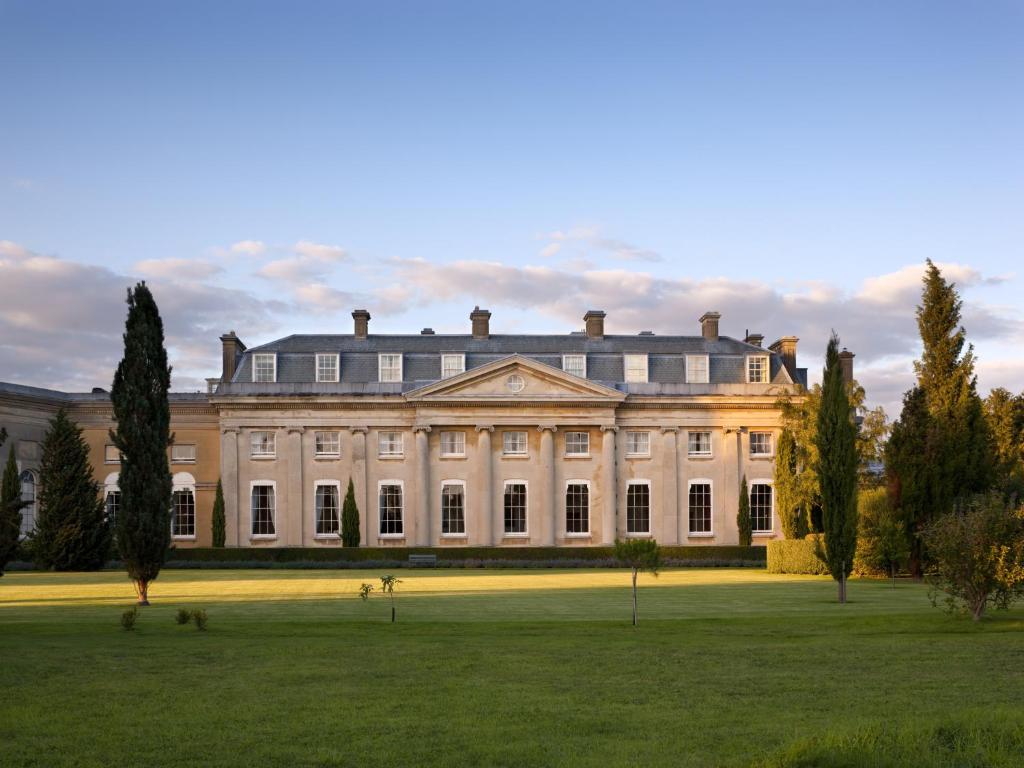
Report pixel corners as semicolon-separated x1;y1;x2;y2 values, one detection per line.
408;554;437;568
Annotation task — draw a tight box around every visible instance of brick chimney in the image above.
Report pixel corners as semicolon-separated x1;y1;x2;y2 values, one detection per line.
583;310;606;339
699;312;721;342
839;348;855;385
744;331;764;347
352;309;371;339
220;331;246;382
769;336;799;381
470;306;491;339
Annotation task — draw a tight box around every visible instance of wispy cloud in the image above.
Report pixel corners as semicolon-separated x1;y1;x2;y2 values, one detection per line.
256;240;349;284
134;257;223;281
230;239;266;256
538;227;661;262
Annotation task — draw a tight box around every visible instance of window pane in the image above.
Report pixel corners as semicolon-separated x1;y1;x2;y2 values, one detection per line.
565;483;589;534
251;431;275;456
440;431;465;456
687;355;709;384
171;444;196;462
748;356;767;383
315;484;340;535
441;354;465;379
503;431;527;455
19;471;36;535
688;483;712;534
315;431;340;456
254;354;276;382
379;354;402;382
317;354;338;382
750;432;772;456
750;484;773;532
565;431;589;456
624;354;648;383
625;431;649;456
251;485;276;536
378;431;403;456
441;484;465;535
104;445;121;463
563;355;586;378
172;489;196;537
379;484;404;535
105;491;120;527
626;483;650;534
688;431;711;456
504;483;527;534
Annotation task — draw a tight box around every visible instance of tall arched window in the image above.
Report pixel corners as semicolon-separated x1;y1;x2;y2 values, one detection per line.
19;470;36;536
171;472;196;539
104;473;120;527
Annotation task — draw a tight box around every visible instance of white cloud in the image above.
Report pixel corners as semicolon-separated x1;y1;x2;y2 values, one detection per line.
256;240;349;284
229;240;266;256
134;258;222;281
538;227;661;262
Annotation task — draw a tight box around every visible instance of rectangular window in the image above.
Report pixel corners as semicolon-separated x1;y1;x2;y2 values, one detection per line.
171;444;196;463
253;353;276;383
625;431;650;457
626;482;651;535
624;354;648;383
686;354;709;384
440;431;466;457
379;353;402;383
750;483;773;533
503;431;527;456
441;482;466;536
104;444;122;464
750;431;773;457
105;490;120;526
688;431;712;457
747;356;768;384
565;431;590;457
172;489;196;538
314;431;341;457
688;481;712;535
315;483;340;536
250;431;276;458
378;431;403;457
562;354;586;378
503;481;527;535
316;353;339;383
251;484;276;537
378;483;404;536
565;482;590;534
441;354;465;379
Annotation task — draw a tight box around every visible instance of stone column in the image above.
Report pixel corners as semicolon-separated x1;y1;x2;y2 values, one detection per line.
475;425;494;546
414;426;432;546
287;427;305;545
351;428;369;545
600;426;617;545
676;427;687;543
661;427;679;544
538;426;557;546
220;428;239;546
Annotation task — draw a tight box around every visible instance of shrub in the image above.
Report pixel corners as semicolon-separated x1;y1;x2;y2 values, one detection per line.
174;607;191;625
358;583;374;601
766;535;829;575
191;609;208;631
854;487;910;580
120;607;138;631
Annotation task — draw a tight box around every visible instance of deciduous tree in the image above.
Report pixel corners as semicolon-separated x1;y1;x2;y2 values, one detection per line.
775;428;808;539
613;538;660;626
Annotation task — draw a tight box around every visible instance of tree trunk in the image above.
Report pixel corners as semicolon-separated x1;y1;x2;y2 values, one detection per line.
909;535;924;580
631;569;638;626
391;603;396;623
135;578;150;606
891;562;896;589
838;571;847;604
971;600;985;622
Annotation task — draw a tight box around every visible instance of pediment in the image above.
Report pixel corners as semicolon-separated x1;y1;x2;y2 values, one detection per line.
405;355;625;403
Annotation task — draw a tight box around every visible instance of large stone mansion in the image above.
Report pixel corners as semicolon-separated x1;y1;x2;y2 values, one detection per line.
1;308;844;549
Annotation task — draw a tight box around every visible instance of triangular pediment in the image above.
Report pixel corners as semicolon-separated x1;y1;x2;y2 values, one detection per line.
405;355;625;403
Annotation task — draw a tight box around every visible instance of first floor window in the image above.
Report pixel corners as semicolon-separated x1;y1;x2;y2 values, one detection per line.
750;483;773;533
19;470;36;536
315;483;340;536
172;489;196;538
688;482;712;535
688;431;712;457
379;483;404;536
253;353;276;382
316;353;339;382
565;483;589;534
105;490;120;526
440;431;466;457
441;483;466;535
626;482;650;534
441;353;465;379
251;484;276;536
750;431;772;457
565;431;589;457
625;431;650;456
315;431;341;457
503;431;527;456
378;431;403;457
251;431;275;457
171;444;196;463
504;482;527;535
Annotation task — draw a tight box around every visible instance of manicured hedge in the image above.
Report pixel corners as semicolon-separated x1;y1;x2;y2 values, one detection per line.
766;536;829;575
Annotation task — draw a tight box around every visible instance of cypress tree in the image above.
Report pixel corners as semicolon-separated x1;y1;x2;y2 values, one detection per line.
737;476;752;546
211;479;226;548
1;432;27;576
816;333;858;603
984;388;1024;495
110;282;172;605
885;387;930;575
341;478;360;547
774;428;808;539
33;408;110;571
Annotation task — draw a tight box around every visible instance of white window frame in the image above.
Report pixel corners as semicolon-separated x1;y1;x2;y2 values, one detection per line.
103;472;120;531
564;430;590;457
104;444;121;464
624;354;648;383
749;431;773;458
624;430;651;458
20;469;37;536
253;353;277;383
747;355;769;384
171;472;197;540
502;479;528;537
625;479;652;536
249;480;277;539
749;480;775;535
687;478;714;537
377;431;404;458
314;479;342;539
439;430;466;458
687;431;713;458
314;430;341;458
377;479;405;538
171;443;197;464
564;479;591;537
562;354;586;378
440;479;468;538
685;354;709;384
250;430;276;459
441;353;466;379
378;353;403;383
502;430;528;457
316;353;340;383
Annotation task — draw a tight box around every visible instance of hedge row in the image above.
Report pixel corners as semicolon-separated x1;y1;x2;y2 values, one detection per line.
766;536;829;575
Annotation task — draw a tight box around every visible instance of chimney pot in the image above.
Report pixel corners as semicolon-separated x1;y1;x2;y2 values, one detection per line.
352;309;371;339
421;328;435;335
470;307;491;339
583;310;606;339
219;332;246;382
699;312;721;342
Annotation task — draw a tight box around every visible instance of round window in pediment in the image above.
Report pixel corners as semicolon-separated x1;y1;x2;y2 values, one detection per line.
506;374;525;393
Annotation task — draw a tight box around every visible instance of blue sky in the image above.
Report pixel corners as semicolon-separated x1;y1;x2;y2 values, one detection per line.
1;1;1021;413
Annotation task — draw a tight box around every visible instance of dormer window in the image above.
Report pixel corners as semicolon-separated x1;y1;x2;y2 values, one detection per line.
316;353;339;383
624;354;648;383
686;354;709;384
747;355;769;384
562;354;586;378
379;353;402;383
441;353;465;379
253;353;276;383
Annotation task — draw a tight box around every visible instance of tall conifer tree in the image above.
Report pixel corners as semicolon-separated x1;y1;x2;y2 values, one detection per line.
816;333;858;603
774;428;808;539
737;476;752;546
341;478;360;547
211;479;226;548
110;282;172;604
0;431;27;576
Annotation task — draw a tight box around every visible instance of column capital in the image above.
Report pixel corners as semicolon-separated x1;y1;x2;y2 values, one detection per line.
412;425;432;434
474;425;494;433
349;426;368;435
660;426;679;434
287;426;305;435
600;425;619;433
537;425;558;433
221;427;239;436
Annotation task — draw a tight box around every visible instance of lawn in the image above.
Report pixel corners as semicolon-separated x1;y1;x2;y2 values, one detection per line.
1;568;1022;767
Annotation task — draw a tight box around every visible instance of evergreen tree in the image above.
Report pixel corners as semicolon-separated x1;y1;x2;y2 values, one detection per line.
984;388;1024;495
211;479;226;548
110;282;172;605
32;408;110;570
341;478;360;547
737;476;752;546
774;428;808;539
885;387;930;574
1;432;28;576
816;333;859;603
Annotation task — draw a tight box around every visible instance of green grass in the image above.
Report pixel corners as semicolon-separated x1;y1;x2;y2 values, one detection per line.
1;568;1022;767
